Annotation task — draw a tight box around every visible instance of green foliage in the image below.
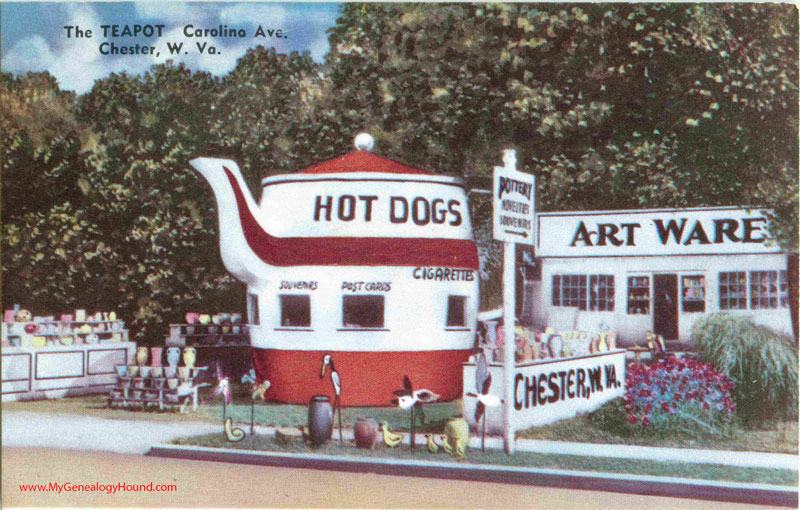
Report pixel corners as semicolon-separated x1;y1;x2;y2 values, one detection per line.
692;314;799;427
327;3;798;249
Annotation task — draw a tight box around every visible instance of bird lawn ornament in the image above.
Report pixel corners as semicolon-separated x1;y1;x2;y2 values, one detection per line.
212;364;232;420
465;353;501;452
320;354;343;442
392;375;440;450
425;433;440;454
241;369;256;385
379;421;403;448
249;379;271;434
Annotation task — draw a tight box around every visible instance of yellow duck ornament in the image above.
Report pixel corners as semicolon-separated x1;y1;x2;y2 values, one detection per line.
425;434;439;454
440;435;466;458
379;421;403;448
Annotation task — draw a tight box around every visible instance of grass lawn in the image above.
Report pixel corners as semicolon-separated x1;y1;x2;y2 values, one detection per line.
4;384;797;454
170;432;798;487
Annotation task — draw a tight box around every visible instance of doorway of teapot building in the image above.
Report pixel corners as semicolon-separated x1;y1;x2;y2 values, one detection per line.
653;274;679;340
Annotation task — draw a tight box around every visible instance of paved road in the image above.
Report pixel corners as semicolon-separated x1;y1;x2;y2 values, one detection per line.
2;411;220;454
2;447;774;509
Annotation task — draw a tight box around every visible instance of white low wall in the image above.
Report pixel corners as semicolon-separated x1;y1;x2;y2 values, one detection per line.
2;343;136;401
463;350;626;434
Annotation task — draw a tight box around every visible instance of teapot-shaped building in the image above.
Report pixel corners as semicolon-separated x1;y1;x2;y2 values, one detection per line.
191;140;479;405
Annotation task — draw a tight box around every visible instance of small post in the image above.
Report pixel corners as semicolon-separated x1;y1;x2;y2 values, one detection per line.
250;400;255;435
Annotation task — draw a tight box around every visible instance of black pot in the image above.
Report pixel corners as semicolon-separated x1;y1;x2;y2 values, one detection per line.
308;395;333;445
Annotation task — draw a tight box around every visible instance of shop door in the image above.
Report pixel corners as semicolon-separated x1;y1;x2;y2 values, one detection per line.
653;274;679;340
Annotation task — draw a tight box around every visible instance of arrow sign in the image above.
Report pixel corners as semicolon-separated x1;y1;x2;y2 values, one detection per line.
493;159;535;246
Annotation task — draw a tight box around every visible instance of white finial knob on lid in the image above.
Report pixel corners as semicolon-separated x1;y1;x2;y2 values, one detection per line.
354;133;374;152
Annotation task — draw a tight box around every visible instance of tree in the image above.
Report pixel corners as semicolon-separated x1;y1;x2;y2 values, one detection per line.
326;3;798;250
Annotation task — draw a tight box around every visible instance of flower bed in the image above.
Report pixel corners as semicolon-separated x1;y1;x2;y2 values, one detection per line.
622;356;736;437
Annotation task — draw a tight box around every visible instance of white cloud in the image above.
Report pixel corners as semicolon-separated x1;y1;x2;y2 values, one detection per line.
134;2;202;23
2;35;55;73
308;34;330;62
219;4;288;27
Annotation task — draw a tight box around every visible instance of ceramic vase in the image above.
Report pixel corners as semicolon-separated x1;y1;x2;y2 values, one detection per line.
150;347;163;367
444;417;470;455
353;417;379;449
308;395;333;445
166;347;181;368
136;347;149;366
183;347;196;369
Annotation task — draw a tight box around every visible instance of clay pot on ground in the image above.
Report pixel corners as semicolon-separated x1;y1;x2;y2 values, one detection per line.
353;417;379;449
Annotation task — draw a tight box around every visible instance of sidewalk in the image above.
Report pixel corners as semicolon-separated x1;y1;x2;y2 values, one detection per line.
2;410;797;470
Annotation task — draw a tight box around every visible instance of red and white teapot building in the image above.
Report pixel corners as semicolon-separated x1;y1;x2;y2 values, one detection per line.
191;135;479;405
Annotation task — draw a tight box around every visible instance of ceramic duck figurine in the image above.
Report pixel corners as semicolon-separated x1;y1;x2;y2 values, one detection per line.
379;421;403;448
425;434;440;454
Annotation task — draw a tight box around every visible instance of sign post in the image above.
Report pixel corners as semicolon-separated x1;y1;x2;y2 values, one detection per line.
492;150;535;455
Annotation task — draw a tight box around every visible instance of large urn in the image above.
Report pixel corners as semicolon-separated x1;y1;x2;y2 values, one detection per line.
307;395;333;446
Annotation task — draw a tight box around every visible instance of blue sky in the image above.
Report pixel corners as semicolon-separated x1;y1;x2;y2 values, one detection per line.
1;2;341;94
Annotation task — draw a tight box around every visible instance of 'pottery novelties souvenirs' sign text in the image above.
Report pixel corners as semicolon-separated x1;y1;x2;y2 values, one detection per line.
536;207;781;257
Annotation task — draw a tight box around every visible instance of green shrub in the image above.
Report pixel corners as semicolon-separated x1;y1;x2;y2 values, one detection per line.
692;314;798;427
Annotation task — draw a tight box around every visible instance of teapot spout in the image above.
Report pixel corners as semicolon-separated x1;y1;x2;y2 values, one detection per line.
190;157;271;286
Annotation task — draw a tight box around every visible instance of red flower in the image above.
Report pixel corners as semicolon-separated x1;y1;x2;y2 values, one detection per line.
673;393;683;401
642;416;650;428
628;414;638;424
661;402;671;413
644;404;652;413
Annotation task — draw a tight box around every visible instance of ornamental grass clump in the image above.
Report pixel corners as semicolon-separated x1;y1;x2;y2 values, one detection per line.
621;356;735;437
692;314;798;427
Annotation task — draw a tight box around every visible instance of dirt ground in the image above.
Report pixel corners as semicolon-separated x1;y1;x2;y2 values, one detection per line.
2;447;774;509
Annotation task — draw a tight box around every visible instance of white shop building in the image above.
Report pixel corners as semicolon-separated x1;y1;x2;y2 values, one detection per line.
529;207;792;346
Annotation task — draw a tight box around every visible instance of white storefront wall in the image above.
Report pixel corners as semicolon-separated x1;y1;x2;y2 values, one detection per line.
533;207;792;344
538;253;790;345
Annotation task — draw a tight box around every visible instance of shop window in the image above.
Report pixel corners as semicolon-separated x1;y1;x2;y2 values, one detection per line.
342;295;385;328
552;275;587;311
627;276;650;315
590;275;615;311
280;295;310;327
247;293;260;325
681;275;706;313
446;296;467;327
719;272;747;310
750;270;788;309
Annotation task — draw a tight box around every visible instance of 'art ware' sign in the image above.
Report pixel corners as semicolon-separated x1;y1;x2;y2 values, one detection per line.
536;207;780;257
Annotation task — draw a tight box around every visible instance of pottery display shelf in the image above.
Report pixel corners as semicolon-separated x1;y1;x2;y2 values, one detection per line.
1;339;136;402
2;319;129;348
106;366;209;411
165;323;249;347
